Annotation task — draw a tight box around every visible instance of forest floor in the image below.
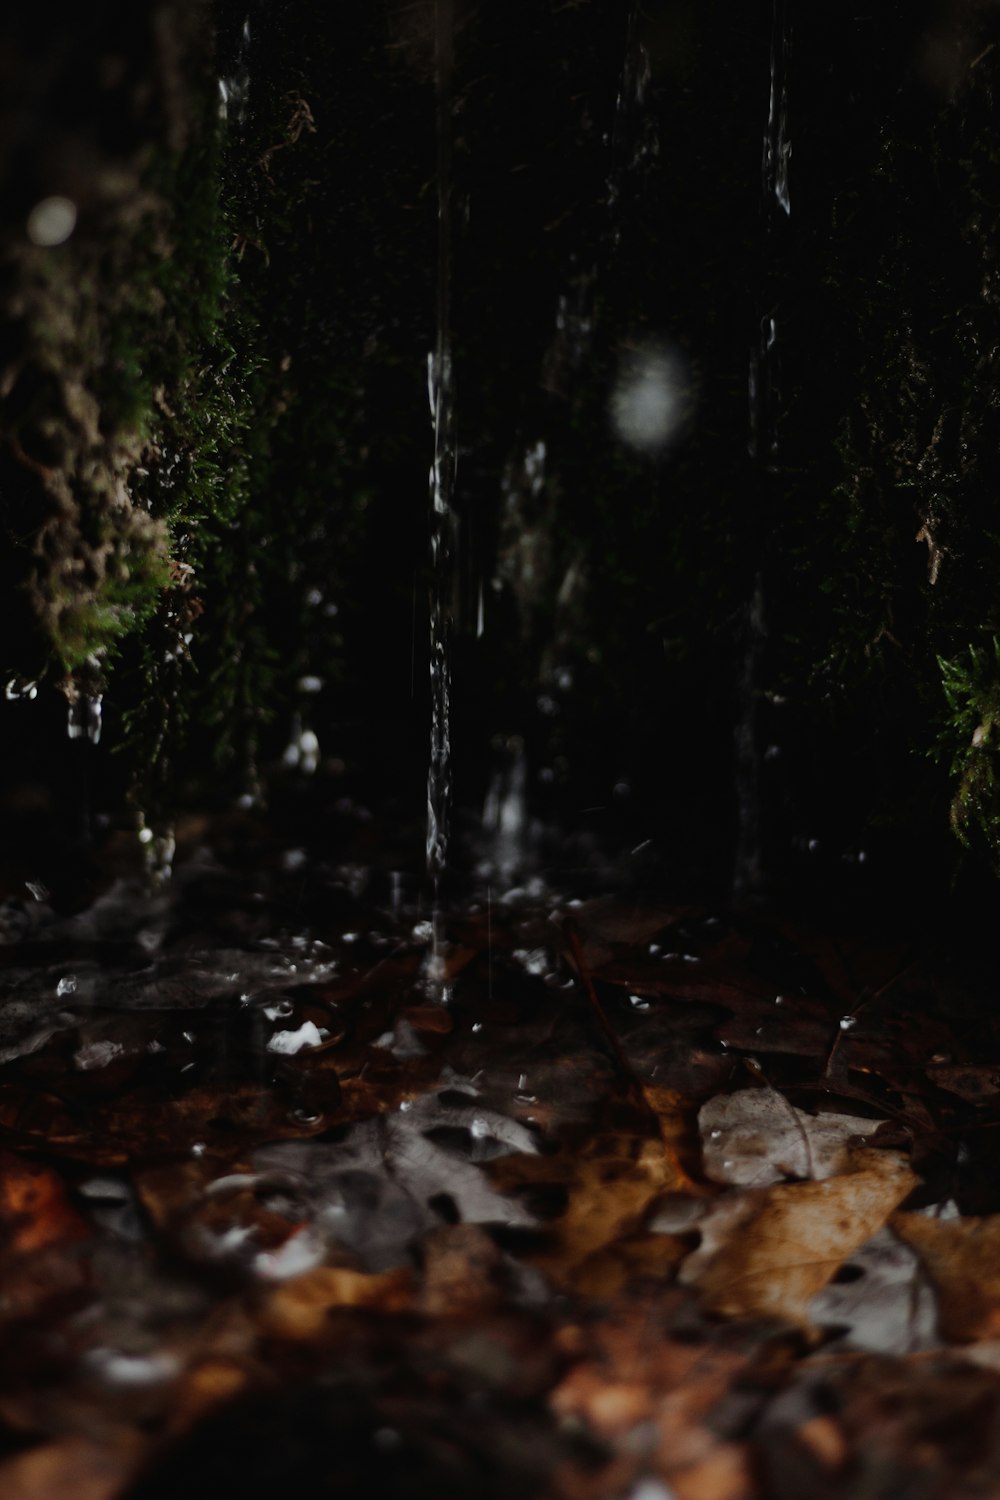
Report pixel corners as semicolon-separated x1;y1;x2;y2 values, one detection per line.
0;815;1000;1498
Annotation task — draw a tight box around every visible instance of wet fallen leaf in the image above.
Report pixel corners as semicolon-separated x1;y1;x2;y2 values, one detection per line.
489;1082;696;1293
669;1444;755;1500
927;1062;1000;1102
699;1089;882;1187
0;1151;89;1252
680;1147;919;1328
260;1264;414;1338
806;1225;938;1353
0;1434;143;1500
891;1211;1000;1341
550;1296;758;1490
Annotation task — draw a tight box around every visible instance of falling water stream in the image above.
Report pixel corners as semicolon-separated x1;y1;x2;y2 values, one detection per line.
425;0;458;987
734;0;791;901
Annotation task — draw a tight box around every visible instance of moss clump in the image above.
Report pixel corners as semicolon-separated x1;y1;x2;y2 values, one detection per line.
935;641;1000;853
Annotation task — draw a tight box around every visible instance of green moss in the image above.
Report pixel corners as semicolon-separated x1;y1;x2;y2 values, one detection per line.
934;641;1000;852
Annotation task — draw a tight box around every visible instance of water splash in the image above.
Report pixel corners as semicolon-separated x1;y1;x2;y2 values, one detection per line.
217;13;253;125
137;817;176;887
67;692;103;744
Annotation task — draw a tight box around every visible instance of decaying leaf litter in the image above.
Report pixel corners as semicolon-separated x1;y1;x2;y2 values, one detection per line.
3;825;1000;1497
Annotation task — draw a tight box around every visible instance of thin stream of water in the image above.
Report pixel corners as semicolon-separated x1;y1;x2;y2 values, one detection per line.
763;0;792;219
426;0;458;987
736;0;791;900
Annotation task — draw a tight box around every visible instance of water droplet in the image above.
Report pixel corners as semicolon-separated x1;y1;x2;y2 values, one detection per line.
839;1015;858;1031
263;998;295;1020
774;994;786;1006
191;1142;207;1157
471;1022;483;1033
283;718;320;774
67;693;103;744
288;1107;322;1127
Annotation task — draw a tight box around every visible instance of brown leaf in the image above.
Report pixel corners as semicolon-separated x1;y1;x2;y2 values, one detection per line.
891;1211;1000;1341
698;1090;880;1187
551;1297;752;1476
669;1443;755;1500
0;1435;143;1500
0;1152;89;1252
681;1147;918;1328
489;1122;689;1290
417;1223;505;1317
259;1264;413;1339
927;1063;1000;1102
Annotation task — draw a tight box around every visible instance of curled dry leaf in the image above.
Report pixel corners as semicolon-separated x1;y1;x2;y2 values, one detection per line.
680;1147;918;1328
699;1089;882;1187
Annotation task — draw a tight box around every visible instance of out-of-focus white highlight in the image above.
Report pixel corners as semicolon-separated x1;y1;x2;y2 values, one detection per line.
610;344;689;453
27;196;77;247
